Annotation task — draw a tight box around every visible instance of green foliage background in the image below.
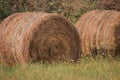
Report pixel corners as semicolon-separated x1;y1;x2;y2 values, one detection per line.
1;0;120;23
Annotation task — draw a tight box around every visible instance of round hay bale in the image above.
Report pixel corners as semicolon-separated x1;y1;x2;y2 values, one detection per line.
0;12;81;66
76;10;120;57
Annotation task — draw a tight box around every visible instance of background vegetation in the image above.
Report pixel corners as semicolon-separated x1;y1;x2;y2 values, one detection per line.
0;0;120;23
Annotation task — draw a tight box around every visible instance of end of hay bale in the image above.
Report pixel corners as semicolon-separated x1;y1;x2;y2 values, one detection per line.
0;12;81;66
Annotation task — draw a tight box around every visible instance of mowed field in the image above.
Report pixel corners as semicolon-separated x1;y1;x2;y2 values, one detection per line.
0;56;120;80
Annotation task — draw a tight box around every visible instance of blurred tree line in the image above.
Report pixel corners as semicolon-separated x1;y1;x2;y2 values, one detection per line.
0;0;120;23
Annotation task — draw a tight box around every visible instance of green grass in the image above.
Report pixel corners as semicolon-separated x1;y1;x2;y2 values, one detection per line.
0;57;120;80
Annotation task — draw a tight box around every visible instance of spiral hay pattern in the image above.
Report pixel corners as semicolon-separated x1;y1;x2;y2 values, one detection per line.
0;12;81;66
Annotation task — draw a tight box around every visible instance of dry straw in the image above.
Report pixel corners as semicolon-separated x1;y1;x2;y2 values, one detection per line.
0;12;81;66
76;10;120;57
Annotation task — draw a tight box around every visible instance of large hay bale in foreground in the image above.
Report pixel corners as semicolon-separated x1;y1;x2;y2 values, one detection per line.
76;10;120;57
0;12;81;66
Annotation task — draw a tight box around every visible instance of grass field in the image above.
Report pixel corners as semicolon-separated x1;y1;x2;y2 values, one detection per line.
0;56;120;80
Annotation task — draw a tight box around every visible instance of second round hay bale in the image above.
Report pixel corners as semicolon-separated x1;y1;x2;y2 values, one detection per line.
0;12;81;66
76;10;120;57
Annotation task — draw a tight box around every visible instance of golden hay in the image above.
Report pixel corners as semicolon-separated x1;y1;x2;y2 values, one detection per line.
76;10;120;57
0;12;81;66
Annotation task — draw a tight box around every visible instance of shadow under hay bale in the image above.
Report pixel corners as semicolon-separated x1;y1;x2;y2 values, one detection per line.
0;12;81;66
76;10;120;57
